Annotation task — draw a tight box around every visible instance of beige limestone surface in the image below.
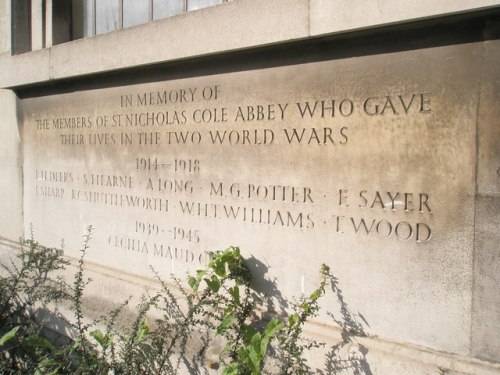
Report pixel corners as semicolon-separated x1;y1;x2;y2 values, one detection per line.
471;39;500;363
0;90;23;241
310;0;500;35
19;40;493;366
0;0;10;54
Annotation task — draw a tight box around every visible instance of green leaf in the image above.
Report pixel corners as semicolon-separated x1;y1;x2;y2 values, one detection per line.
72;338;82;350
196;269;207;278
241;324;258;344
220;341;233;357
26;335;56;352
134;319;150;343
220;247;238;263
320;264;330;275
238;346;253;370
288;314;299;327
264;318;284;338
90;329;111;348
188;276;199;291
217;315;236;335
229;286;240;305
248;335;262;370
250;332;261;346
222;362;239;375
209;247;242;278
36;357;59;374
205;275;221;293
300;302;309;314
261;318;284;356
309;289;321;300
0;326;19;346
211;262;227;278
188;269;208;291
250;332;263;369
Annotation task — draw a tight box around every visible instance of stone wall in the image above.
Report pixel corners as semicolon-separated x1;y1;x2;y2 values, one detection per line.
0;2;499;374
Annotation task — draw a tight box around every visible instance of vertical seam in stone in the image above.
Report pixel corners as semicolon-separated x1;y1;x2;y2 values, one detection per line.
15;93;25;239
48;41;53;80
7;0;11;53
307;0;311;37
469;38;485;358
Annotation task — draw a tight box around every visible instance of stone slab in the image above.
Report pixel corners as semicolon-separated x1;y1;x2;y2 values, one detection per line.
0;1;8;18
2;0;500;88
0;0;9;53
0;90;23;241
0;16;10;54
471;39;500;363
310;0;500;36
476;40;500;196
20;42;487;359
0;0;310;88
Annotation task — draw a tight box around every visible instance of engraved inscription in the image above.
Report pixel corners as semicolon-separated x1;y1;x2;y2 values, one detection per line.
25;75;438;272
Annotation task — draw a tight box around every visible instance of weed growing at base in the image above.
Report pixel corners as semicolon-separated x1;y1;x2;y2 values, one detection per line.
0;227;337;374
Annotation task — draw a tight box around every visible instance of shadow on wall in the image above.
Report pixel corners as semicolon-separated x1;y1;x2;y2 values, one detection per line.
246;255;290;314
35;307;78;347
321;271;372;375
247;256;372;374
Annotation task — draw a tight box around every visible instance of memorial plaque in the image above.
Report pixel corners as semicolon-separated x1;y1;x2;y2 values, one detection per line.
21;42;482;355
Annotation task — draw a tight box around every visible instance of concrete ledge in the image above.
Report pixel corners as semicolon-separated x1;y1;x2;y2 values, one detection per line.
0;0;309;88
310;0;500;36
1;0;499;88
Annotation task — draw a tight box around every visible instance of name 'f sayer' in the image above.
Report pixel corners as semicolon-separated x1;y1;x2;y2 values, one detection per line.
339;189;432;213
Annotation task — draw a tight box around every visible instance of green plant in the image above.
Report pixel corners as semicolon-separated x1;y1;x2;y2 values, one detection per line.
0;227;69;374
275;265;330;375
0;229;342;374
